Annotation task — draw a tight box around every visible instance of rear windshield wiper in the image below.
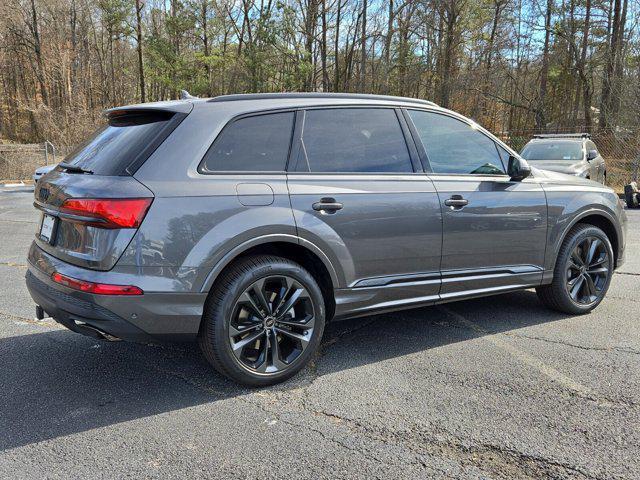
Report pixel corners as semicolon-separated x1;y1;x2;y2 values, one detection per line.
58;162;94;174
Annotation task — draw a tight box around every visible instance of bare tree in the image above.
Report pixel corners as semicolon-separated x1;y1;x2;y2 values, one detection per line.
0;0;639;154
537;0;554;131
135;0;145;102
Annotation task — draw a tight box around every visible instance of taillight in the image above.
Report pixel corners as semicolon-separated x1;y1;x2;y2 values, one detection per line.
60;198;153;228
52;272;143;295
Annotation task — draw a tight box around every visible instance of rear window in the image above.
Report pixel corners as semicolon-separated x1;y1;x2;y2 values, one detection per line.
521;141;584;161
199;112;294;172
61;111;177;175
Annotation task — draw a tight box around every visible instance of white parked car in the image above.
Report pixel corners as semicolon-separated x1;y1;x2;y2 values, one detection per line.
33;164;56;183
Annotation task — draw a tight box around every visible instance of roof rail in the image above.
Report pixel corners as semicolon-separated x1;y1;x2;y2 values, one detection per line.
208;92;438;107
532;133;591;139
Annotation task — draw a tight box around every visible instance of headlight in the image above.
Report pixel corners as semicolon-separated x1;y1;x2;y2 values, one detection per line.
577;169;589;178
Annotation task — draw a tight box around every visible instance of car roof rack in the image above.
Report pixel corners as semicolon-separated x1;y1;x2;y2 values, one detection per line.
208;92;438;107
532;133;591;139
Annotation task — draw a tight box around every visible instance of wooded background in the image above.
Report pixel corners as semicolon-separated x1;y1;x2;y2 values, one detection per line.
0;0;639;184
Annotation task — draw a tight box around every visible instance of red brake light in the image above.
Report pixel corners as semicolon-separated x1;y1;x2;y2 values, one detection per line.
60;198;152;228
52;272;143;295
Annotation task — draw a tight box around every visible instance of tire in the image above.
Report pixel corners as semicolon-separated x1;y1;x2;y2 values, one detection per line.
198;255;326;386
536;224;614;315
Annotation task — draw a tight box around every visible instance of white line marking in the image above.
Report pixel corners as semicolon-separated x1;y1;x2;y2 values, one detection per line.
438;305;597;400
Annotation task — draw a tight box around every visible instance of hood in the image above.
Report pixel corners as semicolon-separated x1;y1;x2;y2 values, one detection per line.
531;167;609;189
526;159;586;175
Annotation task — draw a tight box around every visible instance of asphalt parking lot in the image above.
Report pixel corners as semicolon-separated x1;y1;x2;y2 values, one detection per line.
0;189;638;479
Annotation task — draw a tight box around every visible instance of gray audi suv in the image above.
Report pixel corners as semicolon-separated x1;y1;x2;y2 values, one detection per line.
27;93;627;386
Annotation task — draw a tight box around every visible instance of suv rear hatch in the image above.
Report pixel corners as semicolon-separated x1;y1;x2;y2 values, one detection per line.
33;106;188;271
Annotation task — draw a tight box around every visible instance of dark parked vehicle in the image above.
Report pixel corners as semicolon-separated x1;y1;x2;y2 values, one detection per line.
520;133;607;183
27;93;627;386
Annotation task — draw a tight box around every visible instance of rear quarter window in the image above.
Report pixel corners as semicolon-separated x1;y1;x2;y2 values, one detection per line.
62;111;179;175
199;112;295;172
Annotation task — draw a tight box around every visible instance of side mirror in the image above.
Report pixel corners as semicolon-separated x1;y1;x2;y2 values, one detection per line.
508;155;531;181
587;149;598;161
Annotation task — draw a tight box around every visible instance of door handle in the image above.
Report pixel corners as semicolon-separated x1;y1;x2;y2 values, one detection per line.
312;197;343;213
444;195;468;209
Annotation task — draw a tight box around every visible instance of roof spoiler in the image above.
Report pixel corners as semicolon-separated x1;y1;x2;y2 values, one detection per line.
105;101;194;116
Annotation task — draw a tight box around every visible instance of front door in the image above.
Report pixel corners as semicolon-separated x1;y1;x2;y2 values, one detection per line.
287;107;442;312
406;109;547;300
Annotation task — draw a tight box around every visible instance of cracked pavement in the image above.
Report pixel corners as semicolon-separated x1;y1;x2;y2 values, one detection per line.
0;190;638;479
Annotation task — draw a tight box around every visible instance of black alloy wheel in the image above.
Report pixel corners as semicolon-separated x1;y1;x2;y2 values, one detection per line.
536;224;614;314
564;236;610;306
199;255;325;386
228;275;315;374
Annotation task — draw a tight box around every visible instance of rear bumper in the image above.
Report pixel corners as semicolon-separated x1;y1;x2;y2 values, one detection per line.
26;270;154;342
26;243;207;342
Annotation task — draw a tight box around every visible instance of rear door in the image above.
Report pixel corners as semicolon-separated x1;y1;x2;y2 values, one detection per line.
405;109;547;300
287;107;442;304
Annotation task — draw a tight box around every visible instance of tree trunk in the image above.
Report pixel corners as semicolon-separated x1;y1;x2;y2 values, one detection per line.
600;0;624;129
579;0;592;129
69;0;78;99
611;0;628;120
303;0;318;90
477;0;504;120
135;0;146;103
201;0;211;96
383;0;394;94
29;0;49;106
332;0;342;91
321;0;328;91
568;0;578;126
359;0;367;91
439;0;460;108
536;0;553;131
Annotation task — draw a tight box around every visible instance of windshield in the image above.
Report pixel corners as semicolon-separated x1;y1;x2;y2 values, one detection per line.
521;141;583;161
62;111;175;175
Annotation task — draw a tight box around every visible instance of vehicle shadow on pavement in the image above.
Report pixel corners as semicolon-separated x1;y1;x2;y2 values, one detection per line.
0;289;569;451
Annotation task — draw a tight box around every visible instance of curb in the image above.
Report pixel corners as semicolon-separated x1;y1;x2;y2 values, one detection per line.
0;183;34;193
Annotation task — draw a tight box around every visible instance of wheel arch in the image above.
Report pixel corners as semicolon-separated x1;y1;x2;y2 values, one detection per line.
200;235;340;321
561;210;620;268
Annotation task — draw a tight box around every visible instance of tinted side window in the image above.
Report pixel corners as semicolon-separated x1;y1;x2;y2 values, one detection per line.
200;112;294;172
408;110;506;175
298;108;413;173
